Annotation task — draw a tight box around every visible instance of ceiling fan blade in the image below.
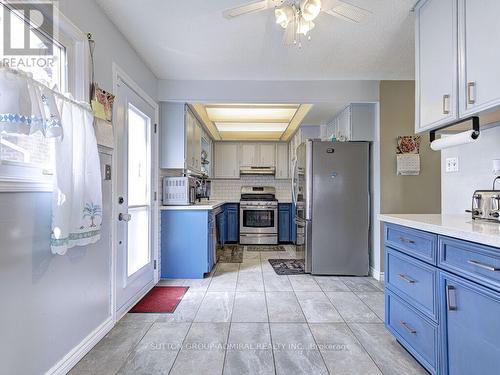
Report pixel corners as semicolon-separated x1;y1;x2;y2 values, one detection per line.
322;0;371;23
223;0;271;19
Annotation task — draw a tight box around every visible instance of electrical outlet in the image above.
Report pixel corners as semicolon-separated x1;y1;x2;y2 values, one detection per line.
446;157;459;173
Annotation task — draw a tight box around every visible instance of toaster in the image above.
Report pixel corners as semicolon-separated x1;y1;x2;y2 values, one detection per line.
468;190;500;223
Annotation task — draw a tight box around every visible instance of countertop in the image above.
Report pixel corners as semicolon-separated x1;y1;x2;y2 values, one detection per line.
379;214;500;248
160;199;294;210
160;200;237;211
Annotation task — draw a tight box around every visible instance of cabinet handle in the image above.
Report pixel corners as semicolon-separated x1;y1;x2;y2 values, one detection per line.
399;236;415;245
398;274;416;284
442;94;450;114
467;81;476;105
467;259;500;272
400;321;417;334
446;284;457;311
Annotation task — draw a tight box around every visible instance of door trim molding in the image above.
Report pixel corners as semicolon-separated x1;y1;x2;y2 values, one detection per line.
112;62;159;324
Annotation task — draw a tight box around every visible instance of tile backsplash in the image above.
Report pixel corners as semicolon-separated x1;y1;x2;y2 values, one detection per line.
210;176;292;202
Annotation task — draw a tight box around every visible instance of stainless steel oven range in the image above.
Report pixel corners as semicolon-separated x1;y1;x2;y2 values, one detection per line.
239;186;278;245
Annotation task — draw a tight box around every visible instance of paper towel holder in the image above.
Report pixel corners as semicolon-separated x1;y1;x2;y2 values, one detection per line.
429;116;480;142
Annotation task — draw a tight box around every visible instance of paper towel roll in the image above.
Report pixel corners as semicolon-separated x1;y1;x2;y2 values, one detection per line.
430;130;479;151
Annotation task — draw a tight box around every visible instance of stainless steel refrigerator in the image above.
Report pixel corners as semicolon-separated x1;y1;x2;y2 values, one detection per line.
292;140;370;275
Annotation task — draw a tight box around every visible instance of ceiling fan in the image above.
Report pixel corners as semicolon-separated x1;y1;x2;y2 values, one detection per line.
223;0;371;47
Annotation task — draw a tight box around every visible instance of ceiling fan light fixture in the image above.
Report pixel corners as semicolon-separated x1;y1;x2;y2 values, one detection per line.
297;17;315;35
275;6;294;28
300;0;321;22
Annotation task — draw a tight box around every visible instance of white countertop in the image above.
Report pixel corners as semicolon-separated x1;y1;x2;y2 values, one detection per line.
379;214;500;248
160;200;236;211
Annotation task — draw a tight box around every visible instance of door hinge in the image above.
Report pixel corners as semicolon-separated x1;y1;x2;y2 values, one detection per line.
154;123;157;134
154;191;157;201
154;260;157;269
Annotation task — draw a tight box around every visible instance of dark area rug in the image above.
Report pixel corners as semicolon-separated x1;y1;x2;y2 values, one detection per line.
268;259;305;275
129;286;189;313
217;244;243;263
246;245;286;252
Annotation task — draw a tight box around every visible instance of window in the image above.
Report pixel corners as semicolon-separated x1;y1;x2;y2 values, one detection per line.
0;3;88;188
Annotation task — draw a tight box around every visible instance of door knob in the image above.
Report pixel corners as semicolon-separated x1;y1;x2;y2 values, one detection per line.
118;213;132;222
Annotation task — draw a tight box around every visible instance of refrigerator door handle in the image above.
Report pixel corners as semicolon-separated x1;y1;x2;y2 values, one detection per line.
291;157;297;206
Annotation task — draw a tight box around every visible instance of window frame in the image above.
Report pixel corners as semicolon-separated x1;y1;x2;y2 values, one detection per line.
0;3;90;192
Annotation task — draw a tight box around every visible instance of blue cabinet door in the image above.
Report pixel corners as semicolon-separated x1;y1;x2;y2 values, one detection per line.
216;210;227;247
225;204;239;243
440;271;500;375
279;204;291;243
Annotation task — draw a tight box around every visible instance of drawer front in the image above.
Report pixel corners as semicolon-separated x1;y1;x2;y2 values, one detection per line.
386;247;438;321
385;224;437;264
386;291;438;374
439;236;500;292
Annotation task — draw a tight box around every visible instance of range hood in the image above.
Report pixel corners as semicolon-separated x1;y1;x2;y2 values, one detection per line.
239;166;276;176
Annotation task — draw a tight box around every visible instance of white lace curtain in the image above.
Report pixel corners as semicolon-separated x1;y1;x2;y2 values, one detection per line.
0;67;102;255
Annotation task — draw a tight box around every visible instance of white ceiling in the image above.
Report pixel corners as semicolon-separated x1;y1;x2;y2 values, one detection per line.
95;0;416;81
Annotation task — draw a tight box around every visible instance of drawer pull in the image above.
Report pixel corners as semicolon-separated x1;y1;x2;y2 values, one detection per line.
398;274;416;284
467;81;476;105
467;259;500;272
399;236;415;245
446;285;457;311
400;321;417;334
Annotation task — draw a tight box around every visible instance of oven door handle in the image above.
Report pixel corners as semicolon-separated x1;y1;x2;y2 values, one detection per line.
240;206;277;211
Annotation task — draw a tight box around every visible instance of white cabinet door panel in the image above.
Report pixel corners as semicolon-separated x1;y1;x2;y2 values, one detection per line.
276;143;289;179
415;0;458;133
215;143;239;179
239;143;258;167
259;143;276;167
459;0;500;116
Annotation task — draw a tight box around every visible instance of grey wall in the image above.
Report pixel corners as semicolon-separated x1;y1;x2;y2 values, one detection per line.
0;1;157;373
441;125;500;214
379;81;442;270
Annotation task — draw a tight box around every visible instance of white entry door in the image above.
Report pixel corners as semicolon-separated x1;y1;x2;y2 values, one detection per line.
115;78;155;315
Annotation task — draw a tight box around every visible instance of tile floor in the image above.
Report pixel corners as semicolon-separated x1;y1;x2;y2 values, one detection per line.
71;246;428;375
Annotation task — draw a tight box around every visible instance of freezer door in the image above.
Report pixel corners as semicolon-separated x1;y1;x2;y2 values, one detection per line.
311;141;369;276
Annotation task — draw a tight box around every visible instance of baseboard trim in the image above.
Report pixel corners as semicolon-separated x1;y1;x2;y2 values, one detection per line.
45;317;114;375
370;267;385;282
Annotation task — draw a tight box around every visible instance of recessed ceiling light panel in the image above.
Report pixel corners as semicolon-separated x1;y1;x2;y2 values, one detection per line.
206;106;298;122
215;122;289;132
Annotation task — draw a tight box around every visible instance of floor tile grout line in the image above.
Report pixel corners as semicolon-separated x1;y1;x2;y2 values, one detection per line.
261;252;278;375
292;285;332;375
343;322;386;375
221;262;240;374
167;267;212;375
114;320;157;375
352;290;385;322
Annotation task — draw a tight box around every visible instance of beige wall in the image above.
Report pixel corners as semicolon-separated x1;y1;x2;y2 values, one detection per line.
379;81;441;270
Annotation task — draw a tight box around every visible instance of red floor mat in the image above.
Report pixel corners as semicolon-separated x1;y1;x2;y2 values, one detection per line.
129;286;189;313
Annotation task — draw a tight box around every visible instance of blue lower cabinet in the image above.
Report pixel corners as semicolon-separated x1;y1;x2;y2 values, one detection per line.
161;210;214;279
439;271;500;375
216;209;227;247
225;204;239;243
279;203;295;243
386;291;439;374
384;223;500;375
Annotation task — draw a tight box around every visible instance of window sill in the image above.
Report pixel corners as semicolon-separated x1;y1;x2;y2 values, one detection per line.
0;177;52;192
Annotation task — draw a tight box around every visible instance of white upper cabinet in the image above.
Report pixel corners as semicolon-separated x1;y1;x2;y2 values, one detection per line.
239;143;276;167
275;143;289;179
259;143;276;167
415;0;500;133
239;143;259;166
214;142;240;179
459;0;500;116
322;104;376;141
415;0;458;133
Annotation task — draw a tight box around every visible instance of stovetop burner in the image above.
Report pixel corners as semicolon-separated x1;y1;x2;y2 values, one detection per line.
240;186;276;202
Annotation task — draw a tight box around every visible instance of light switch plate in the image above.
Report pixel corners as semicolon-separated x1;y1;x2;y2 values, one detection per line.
446;157;459;173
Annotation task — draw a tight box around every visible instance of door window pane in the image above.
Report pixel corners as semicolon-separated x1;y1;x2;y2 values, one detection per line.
127;105;149;206
127;207;149;276
243;210;275;228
